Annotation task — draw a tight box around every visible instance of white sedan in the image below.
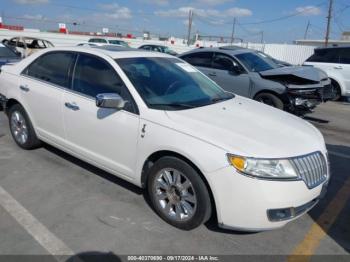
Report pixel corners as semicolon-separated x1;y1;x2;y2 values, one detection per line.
0;46;329;231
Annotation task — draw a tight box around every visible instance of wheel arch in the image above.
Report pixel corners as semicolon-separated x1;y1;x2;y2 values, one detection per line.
140;150;217;218
5;98;21;115
253;89;288;103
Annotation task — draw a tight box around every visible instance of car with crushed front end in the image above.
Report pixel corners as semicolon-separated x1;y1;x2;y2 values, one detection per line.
179;47;334;115
0;46;329;231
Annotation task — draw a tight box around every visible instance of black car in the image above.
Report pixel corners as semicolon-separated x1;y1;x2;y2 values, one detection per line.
0;43;21;67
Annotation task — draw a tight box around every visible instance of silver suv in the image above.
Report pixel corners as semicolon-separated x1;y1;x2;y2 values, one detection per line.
179;47;334;115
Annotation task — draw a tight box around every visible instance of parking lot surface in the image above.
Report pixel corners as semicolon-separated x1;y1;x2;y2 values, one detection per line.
0;101;349;260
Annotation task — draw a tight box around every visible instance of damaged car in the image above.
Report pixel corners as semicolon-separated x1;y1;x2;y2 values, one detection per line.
179;47;334;115
2;37;54;58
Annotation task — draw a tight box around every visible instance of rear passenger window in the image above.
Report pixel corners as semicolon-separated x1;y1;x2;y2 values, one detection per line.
181;52;213;68
306;48;340;63
340;48;350;64
23;52;75;88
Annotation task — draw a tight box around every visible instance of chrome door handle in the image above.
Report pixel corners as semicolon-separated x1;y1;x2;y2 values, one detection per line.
65;102;80;111
334;66;343;70
19;85;30;92
208;72;217;77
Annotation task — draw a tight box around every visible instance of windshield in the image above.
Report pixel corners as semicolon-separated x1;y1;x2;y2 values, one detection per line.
116;57;234;110
0;45;18;58
235;52;279;72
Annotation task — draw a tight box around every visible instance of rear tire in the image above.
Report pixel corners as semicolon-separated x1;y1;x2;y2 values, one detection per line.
254;92;284;110
8;104;41;150
147;156;212;230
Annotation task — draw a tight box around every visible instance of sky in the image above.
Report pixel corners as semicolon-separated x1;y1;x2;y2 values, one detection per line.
0;0;349;43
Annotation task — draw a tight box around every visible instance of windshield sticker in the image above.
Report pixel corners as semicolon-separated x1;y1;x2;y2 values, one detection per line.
175;63;197;73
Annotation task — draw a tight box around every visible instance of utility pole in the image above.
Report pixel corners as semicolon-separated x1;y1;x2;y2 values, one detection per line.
304;20;310;39
230;17;236;45
260;31;264;43
325;0;334;47
187;9;193;46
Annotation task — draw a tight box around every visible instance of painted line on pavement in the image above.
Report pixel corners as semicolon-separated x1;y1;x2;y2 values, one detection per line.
0;185;74;256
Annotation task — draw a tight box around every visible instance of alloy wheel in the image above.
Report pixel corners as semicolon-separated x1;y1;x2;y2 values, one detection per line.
10;111;28;145
153;168;197;222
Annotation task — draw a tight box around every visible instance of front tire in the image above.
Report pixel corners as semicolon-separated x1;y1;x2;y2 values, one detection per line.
331;80;341;101
147;157;212;230
8;104;41;150
254;92;284;110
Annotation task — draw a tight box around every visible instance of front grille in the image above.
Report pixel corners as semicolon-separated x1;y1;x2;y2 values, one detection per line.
291;152;328;189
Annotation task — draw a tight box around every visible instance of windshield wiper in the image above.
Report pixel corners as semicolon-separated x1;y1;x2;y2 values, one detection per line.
149;103;196;109
211;94;235;103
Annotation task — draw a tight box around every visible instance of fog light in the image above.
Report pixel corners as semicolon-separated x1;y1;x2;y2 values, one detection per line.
267;208;293;221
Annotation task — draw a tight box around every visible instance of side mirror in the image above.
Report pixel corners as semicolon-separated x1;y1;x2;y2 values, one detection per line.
96;93;125;109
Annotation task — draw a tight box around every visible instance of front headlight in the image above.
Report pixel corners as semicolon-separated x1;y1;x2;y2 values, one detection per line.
227;154;299;180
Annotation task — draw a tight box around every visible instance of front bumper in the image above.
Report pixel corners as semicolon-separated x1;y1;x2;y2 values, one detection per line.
285;78;335;114
206;166;328;231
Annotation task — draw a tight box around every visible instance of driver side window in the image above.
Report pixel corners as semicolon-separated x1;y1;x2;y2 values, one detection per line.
212;53;243;73
72;54;137;113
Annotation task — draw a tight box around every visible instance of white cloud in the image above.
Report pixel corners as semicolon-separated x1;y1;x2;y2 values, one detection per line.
295;6;322;16
99;3;132;19
195;0;231;6
226;7;252;17
155;6;252;18
14;0;49;4
23;14;46;20
145;0;169;5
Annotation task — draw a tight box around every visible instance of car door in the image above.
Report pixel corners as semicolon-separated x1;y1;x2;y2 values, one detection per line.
210;52;251;97
339;48;350;95
20;51;76;144
181;51;214;77
63;53;140;179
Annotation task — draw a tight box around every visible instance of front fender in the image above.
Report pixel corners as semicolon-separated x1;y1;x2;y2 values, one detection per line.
135;119;229;187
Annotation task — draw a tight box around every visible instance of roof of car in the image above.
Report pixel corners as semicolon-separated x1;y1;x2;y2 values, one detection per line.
11;36;50;41
181;47;256;57
315;45;350;50
140;44;166;47
43;46;174;59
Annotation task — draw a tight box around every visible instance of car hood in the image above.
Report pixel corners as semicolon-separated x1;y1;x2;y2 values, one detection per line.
164;96;325;158
259;66;327;83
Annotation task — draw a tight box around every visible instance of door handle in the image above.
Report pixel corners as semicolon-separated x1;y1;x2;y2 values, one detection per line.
334;66;343;70
65;102;80;111
19;85;30;92
208;72;217;77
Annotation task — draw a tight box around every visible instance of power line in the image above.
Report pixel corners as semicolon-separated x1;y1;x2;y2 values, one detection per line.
240;2;327;25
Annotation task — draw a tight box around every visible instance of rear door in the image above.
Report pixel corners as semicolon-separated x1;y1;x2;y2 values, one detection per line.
20;51;76;144
62;53;140;179
210;52;251;96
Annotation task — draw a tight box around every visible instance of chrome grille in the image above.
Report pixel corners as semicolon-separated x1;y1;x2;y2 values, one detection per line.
291;152;328;189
